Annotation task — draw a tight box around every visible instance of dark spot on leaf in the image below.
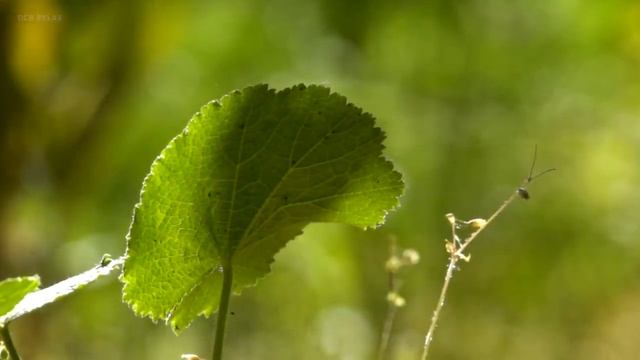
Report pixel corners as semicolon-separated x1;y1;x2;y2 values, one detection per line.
291;159;297;166
231;311;235;315
207;192;212;198
239;123;245;130
283;195;289;203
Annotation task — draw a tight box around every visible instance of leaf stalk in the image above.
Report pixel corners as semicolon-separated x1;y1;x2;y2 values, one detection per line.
212;262;233;360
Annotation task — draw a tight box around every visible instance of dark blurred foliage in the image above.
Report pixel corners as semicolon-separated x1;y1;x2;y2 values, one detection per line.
1;0;640;359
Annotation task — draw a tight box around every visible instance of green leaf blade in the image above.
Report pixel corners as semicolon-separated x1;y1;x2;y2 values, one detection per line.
0;276;40;320
122;84;404;332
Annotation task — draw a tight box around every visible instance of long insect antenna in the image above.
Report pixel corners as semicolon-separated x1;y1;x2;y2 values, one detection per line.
529;167;557;182
527;144;538;181
518;145;556;199
524;144;557;184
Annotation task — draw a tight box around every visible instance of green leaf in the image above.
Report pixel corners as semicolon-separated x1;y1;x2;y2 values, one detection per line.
0;257;123;326
0;276;40;319
122;84;404;332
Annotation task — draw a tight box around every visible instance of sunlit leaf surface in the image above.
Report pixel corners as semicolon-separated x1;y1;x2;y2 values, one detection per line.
122;84;403;332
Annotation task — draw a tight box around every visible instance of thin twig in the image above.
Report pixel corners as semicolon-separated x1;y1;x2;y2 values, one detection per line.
378;302;399;360
421;259;457;360
378;237;420;360
420;209;461;360
378;238;398;360
420;159;554;359
421;190;519;359
456;191;518;256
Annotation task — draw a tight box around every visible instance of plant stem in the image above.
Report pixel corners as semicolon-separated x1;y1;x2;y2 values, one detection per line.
212;262;233;360
457;192;518;256
1;325;21;360
420;190;519;360
378;301;398;360
378;237;399;360
420;257;457;360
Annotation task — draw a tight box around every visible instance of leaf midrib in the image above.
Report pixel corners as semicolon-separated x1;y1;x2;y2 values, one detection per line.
235;113;351;253
222;102;252;256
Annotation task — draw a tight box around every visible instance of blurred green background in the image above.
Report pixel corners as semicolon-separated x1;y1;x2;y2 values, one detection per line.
1;0;640;359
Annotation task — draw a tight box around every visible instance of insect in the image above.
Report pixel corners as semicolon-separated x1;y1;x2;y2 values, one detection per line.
518;145;556;200
99;253;113;267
